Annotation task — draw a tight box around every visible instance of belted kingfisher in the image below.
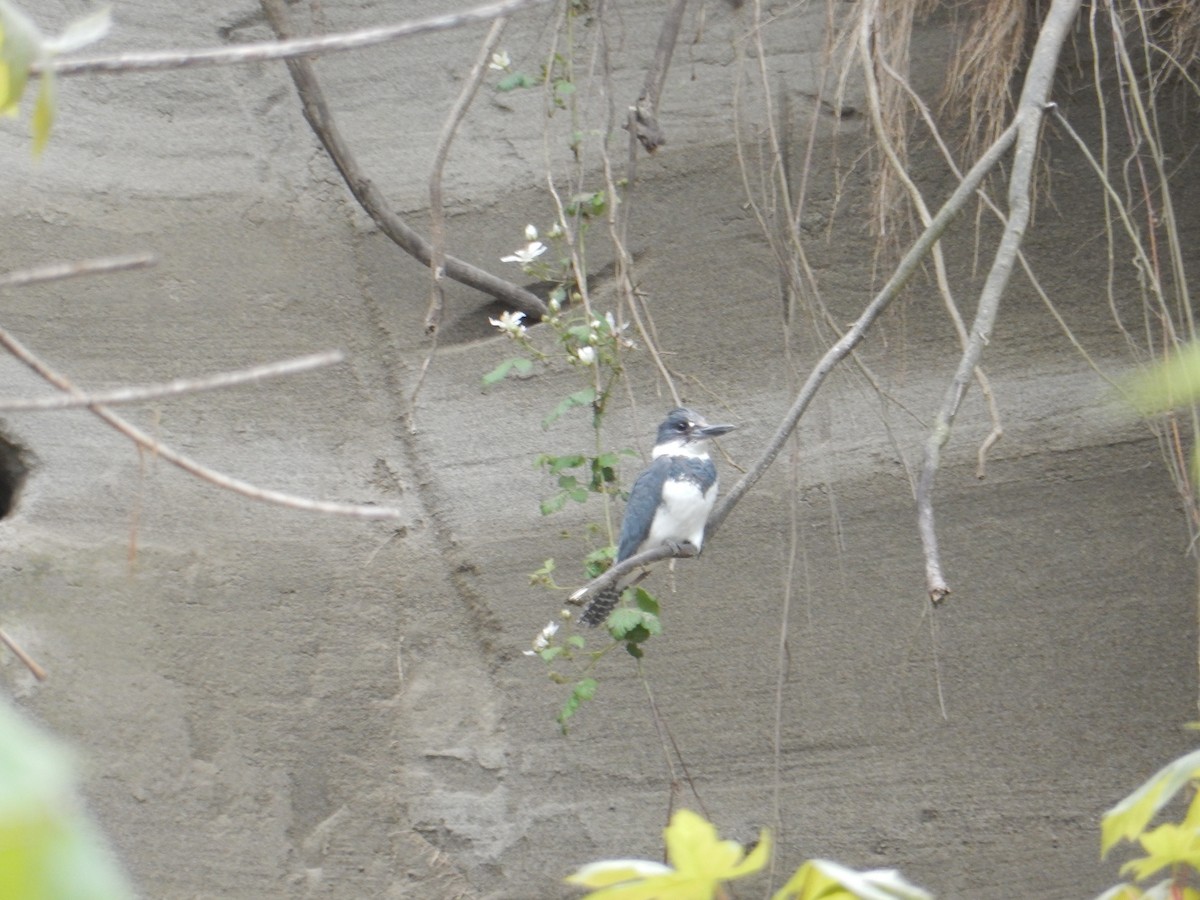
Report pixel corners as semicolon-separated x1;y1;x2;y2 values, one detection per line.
578;407;736;626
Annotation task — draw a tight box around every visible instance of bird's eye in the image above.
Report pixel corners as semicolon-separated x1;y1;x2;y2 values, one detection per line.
676;421;690;431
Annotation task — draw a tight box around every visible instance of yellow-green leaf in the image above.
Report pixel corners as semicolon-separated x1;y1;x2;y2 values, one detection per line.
0;1;41;111
566;810;770;900
1102;748;1200;856
1121;820;1200;881
1126;342;1200;412
29;66;52;154
772;859;932;900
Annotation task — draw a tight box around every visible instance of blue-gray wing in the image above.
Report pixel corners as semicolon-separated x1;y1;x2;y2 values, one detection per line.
617;456;672;562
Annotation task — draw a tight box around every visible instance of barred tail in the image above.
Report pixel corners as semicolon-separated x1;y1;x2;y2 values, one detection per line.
579;585;621;627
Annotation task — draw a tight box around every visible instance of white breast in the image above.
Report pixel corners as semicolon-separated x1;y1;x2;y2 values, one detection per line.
645;477;719;552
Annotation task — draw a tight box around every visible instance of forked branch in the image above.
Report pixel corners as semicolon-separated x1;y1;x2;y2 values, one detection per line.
915;0;1082;603
567;118;1023;606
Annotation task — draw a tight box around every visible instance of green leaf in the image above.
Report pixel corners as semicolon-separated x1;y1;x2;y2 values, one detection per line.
606;607;642;637
1101;748;1200;856
568;487;589;503
482;356;533;387
557;678;598;733
566;635;586;649
583;545;616;579
483;358;517;386
633;587;659;616
540;492;569;516
542;387;596;428
557;474;579;490
496;70;538;91
541;453;586;475
538;646;564;663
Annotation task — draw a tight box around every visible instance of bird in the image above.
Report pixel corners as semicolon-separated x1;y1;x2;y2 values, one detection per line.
578;407;736;626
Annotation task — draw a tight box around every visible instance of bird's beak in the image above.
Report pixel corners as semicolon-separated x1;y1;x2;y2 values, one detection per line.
696;422;736;439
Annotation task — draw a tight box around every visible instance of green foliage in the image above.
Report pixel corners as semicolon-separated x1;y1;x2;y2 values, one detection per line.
557;677;597;733
543;387;597;429
496;70;539;91
1099;747;1200;898
582;545;614;579
529;558;561;590
535;450;628;516
606;590;662;658
482;355;534;386
566;190;607;219
0;698;134;898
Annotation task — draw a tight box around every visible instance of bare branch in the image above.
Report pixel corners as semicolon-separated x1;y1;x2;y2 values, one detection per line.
260;0;547;319
916;0;1082;604
0;326;400;520
0;254;155;289
39;0;553;77
0;351;343;411
427;17;510;335
0;628;47;681
707;118;1021;542
566;119;1021;605
568;542;697;605
629;0;689;153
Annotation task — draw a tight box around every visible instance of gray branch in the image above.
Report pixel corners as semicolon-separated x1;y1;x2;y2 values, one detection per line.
916;0;1082;603
261;0;547;319
566;118;1023;606
40;0;553;77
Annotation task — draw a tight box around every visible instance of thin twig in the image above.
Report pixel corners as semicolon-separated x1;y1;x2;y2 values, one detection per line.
708;118;1022;541
0;351;343;411
568;119;1021;603
568;542;696;604
0;628;47;681
629;0;689;153
260;0;547;319
39;0;552;77
0;325;400;520
864;18;1004;479
915;0;1082;604
0;254;156;289
426;17;510;337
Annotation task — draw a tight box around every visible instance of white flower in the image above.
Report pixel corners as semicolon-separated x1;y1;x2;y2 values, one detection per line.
576;346;596;365
603;310;636;348
489;310;527;338
488;50;511;71
523;620;560;656
501;241;547;266
524;224;539;241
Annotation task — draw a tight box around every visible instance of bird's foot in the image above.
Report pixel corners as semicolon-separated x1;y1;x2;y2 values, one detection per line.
666;540;700;558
